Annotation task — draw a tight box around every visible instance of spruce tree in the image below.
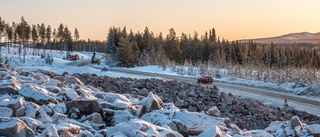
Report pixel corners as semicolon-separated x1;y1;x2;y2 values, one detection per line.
46;25;52;49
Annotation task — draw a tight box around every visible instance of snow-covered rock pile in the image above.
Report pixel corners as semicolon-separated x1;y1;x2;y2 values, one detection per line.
265;116;320;137
0;62;319;137
70;72;320;130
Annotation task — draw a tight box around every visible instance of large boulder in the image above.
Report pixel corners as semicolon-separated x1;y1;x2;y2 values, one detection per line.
207;106;220;117
25;102;40;118
19;84;58;105
19;117;43;131
0;79;21;95
65;99;101;114
53;76;65;82
64;75;85;86
197;126;222;137
39;124;59;137
139;88;148;96
172;111;226;136
60;88;79;100
56;123;81;137
84;112;104;124
220;92;232;106
103;93;132;110
0;107;13;117
243;130;273;137
0;96;25;116
140;92;162;112
106;119;183;137
0;117;35;137
307;124;320;137
290;116;303;129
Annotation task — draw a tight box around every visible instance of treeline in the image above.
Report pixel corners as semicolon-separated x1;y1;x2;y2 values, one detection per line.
0;16;105;54
106;26;320;69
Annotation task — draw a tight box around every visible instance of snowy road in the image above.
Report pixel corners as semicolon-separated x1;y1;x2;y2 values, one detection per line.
91;66;320;116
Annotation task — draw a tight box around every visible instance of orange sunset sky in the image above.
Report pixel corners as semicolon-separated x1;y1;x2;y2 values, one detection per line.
1;0;320;41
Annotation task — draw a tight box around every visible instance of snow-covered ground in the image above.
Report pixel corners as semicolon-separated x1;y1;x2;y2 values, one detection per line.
0;46;150;79
1;46;319;99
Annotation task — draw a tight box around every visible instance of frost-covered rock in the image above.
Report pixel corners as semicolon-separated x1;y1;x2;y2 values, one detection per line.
37;107;53;123
139;88;148;96
46;79;62;87
0;79;20;95
113;109;135;125
106;119;183;137
84;112;104;124
0;107;13;117
53;76;65;82
243;130;273;137
25;102;40;118
68;107;80;117
173;111;227;136
56;123;81;137
0;96;25;116
265;121;285;132
307;124;320;136
140;92;162;112
104;93;130;103
38;124;59;137
53;102;67;114
52;113;68;124
60;88;80;100
65;99;101;114
0;117;35;137
290;116;303;129
65;75;85;86
79;130;95;137
45;86;61;93
220;92;232;106
207;106;220;117
19;117;43;131
80;91;97;100
19;83;58;105
102;93;132;110
197;126;222;137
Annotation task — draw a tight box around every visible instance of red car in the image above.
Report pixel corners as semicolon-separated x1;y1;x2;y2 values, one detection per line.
198;75;213;83
70;54;79;60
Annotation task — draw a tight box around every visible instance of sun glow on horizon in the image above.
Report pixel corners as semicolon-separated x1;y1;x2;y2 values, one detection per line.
1;0;320;41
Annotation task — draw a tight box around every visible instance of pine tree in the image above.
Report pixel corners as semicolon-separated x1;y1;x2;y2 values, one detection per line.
31;25;39;47
46;25;52;49
0;17;6;45
166;28;182;64
63;26;73;52
311;49;318;69
6;23;13;53
74;28;80;50
270;42;278;68
52;28;57;50
38;23;46;48
57;23;64;50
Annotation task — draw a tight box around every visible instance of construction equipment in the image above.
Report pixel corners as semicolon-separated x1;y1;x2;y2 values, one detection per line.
70;54;79;60
92;50;100;65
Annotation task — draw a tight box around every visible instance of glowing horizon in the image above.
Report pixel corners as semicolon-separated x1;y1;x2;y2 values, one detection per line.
1;0;320;41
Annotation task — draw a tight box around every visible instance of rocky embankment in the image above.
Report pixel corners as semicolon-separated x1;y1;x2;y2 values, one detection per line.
66;72;320;130
0;62;319;137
